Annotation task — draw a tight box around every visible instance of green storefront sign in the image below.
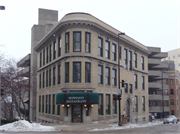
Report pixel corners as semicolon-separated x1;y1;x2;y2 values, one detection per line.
56;92;99;104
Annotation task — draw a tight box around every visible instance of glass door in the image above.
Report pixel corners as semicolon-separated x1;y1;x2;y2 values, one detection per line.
72;105;82;122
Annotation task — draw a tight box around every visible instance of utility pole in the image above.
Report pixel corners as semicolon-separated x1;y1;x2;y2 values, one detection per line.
118;32;125;126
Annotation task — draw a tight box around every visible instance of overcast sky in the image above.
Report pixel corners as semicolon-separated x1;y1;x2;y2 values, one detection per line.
0;0;179;60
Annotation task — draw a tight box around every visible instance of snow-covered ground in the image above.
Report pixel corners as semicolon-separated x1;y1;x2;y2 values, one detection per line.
0;120;56;131
89;120;163;132
0;119;163;132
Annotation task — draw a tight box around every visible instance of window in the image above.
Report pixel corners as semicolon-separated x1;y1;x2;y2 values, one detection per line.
43;49;45;65
106;94;110;115
125;83;128;93
173;55;175;59
119;46;121;59
106;67;110;85
134;53;137;68
141;56;144;70
42;95;44;113
178;54;180;57
40;52;42;67
39;96;41;112
129;84;133;94
49;44;52;62
85;32;91;53
43;72;45;88
135;96;138;112
142;76;145;90
65;32;69;53
170;89;174;95
171;99;174;105
170;79;173;85
52;94;55;115
142;96;145;112
105;40;110;59
112;69;117;86
53;40;56;60
85;62;91;83
73;31;81;52
112;43;116;61
98;37;103;57
129;51;132;70
168;57;170;59
178;63;180;66
39;73;41;89
46;47;48;64
134;74;138;89
65;62;69;83
46;95;48;113
58;37;61;57
57;104;60;116
48;95;51;114
49;68;51;86
73;62;81;83
58;65;61;84
171;110;174;115
113;95;117;114
98;94;103;115
98;65;103;84
53;66;56;86
124;49;128;70
46;70;48;87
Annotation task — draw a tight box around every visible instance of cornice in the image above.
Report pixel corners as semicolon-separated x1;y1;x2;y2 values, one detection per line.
34;20;150;55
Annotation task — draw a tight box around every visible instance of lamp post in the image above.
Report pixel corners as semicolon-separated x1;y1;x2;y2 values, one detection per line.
0;5;5;126
118;32;125;126
161;70;164;119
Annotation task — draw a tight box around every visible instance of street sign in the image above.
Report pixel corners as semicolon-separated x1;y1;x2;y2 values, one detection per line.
117;89;122;95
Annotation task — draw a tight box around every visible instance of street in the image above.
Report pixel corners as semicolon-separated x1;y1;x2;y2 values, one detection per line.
0;122;180;134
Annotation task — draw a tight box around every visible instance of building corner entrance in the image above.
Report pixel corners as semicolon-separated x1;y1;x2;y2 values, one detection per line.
72;105;82;123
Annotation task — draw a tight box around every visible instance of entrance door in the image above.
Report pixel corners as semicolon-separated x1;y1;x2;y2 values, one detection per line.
72;105;82;123
126;100;130;122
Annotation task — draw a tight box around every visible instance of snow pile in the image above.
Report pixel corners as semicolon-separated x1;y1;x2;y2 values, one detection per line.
0;120;56;131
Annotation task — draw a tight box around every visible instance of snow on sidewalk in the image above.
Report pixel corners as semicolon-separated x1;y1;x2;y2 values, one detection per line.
0;120;56;131
88;121;163;132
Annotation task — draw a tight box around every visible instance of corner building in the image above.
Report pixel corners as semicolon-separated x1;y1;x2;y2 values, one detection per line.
35;9;149;123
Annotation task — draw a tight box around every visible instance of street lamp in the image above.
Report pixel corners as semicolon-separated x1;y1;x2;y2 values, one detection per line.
0;5;5;126
0;6;5;10
161;70;164;118
118;32;125;126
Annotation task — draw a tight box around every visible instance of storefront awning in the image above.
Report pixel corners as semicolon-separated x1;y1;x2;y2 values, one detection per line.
56;92;99;104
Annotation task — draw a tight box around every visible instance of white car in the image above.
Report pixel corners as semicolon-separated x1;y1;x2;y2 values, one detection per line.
163;115;178;124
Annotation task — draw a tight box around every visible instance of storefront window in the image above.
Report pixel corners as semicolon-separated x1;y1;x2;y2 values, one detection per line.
98;94;103;115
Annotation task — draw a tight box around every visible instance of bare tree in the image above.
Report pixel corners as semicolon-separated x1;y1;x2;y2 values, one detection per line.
1;58;29;120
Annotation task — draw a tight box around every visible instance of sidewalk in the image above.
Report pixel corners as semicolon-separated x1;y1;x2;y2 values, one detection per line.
41;120;161;133
42;122;114;132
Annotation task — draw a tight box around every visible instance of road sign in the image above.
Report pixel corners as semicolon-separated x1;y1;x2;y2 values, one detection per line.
117;89;122;95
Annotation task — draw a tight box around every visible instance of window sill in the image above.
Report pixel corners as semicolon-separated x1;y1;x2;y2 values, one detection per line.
98;84;104;86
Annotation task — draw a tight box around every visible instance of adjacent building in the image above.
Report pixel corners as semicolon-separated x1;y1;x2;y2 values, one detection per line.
32;9;150;123
148;47;169;118
163;48;180;72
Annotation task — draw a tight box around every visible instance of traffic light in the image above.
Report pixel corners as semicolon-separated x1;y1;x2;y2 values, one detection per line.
118;95;121;100
122;80;125;87
113;94;118;100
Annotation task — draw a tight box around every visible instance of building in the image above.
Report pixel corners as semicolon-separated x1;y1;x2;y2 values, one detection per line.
31;8;150;123
17;54;31;119
163;48;180;72
163;60;180;118
148;47;169;118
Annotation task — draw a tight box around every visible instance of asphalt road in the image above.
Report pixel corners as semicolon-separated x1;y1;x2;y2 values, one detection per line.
0;122;180;134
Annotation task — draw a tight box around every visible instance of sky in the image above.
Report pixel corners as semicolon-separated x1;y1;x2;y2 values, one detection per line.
0;0;179;61
0;119;162;132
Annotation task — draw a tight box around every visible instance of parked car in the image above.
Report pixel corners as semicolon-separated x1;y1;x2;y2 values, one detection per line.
163;115;178;124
